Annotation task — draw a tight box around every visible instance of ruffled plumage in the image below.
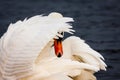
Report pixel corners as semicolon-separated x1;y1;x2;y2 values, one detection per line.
0;12;106;80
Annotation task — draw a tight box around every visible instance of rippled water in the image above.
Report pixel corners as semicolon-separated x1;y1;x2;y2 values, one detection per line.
0;0;120;80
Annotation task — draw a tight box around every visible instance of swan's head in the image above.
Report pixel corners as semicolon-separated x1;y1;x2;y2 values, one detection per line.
48;12;64;57
48;12;74;57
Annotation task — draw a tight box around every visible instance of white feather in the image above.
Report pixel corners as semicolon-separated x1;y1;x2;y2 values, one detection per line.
0;13;74;79
42;74;73;80
0;12;107;80
22;57;99;80
62;36;107;71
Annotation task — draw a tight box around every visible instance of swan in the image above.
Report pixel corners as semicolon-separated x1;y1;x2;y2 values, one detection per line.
0;12;107;80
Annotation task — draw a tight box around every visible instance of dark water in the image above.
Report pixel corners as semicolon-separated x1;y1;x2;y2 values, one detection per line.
0;0;120;80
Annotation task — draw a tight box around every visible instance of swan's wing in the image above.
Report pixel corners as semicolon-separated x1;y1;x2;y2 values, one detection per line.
62;36;107;71
0;14;74;80
42;74;73;80
73;70;96;80
21;57;99;80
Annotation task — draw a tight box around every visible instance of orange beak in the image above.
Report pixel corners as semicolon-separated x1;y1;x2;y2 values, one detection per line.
54;38;63;57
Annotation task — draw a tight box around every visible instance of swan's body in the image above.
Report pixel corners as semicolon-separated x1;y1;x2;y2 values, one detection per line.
0;12;106;80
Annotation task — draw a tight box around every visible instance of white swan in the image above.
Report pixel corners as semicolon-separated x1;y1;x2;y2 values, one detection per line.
0;12;107;80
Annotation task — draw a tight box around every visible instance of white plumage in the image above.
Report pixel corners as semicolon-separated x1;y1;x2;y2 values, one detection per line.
0;12;107;80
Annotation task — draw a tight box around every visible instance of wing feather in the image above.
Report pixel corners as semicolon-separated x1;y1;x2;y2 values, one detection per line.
0;14;73;79
21;57;99;80
62;36;107;71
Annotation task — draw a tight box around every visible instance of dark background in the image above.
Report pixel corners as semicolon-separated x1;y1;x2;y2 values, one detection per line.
0;0;120;80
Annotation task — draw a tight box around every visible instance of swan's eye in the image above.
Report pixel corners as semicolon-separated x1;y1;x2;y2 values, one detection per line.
58;32;64;37
60;32;64;36
57;32;64;40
